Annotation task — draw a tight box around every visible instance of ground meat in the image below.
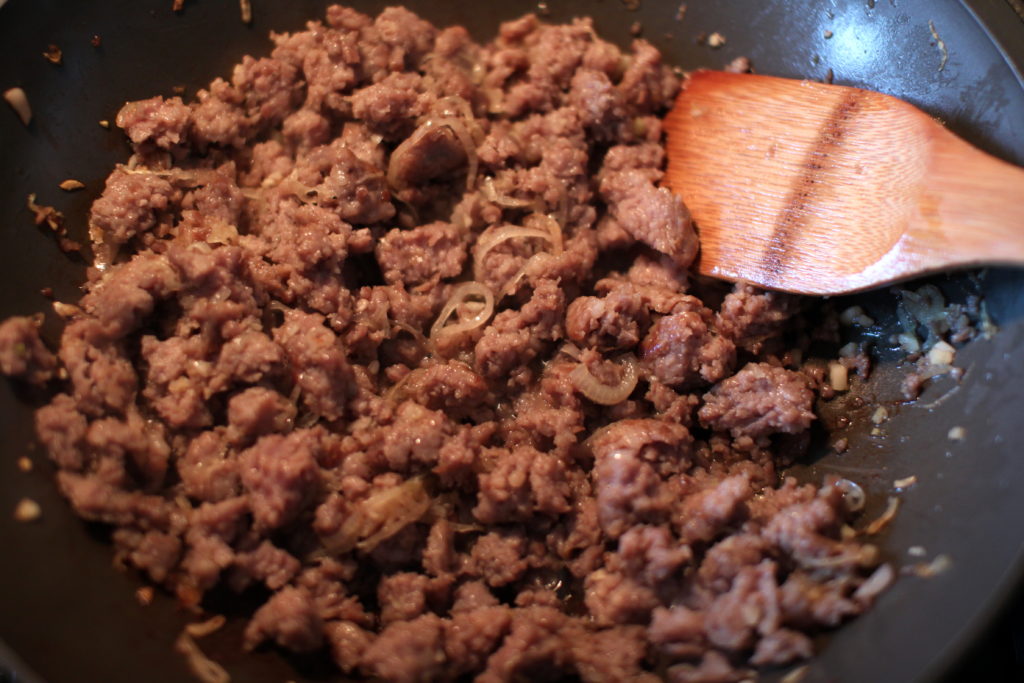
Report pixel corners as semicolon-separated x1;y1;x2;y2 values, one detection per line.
0;315;57;385
240;430;322;531
372;400;455;471
464;530;531;587
612;525;692;586
5;6;891;682
566;287;649;350
584;568;660;625
473;446;572;524
716;282;800;354
399;360;491;421
642;310;736;388
699;363;815;438
360;615;447;683
703;561;779;651
375;221;466;287
115;96;191;150
226;387;297;444
600;169;697;267
676;474;753;545
477;606;571;681
377;572;449;624
35;393;89;471
231;540;300;591
325;621;375;673
649;605;707;658
244;585;324;652
273;309;353;422
88;169;179;259
445;606;512;676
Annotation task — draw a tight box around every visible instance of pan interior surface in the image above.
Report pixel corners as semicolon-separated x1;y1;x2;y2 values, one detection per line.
0;2;1022;682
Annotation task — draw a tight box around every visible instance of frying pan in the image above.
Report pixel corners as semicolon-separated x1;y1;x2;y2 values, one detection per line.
1;1;1022;681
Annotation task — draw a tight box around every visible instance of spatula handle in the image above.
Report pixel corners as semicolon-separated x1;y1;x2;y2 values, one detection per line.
905;130;1024;271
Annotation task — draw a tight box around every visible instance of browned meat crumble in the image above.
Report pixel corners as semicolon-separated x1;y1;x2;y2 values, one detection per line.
0;6;894;681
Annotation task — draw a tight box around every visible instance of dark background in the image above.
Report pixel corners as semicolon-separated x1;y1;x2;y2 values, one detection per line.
1;1;1023;682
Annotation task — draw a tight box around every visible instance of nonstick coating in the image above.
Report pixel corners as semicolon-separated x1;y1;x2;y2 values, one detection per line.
1;1;1023;682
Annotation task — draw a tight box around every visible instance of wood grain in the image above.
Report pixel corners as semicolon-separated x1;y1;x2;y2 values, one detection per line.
664;70;1024;294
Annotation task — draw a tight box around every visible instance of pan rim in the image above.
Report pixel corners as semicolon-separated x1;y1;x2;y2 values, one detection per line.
917;6;1024;679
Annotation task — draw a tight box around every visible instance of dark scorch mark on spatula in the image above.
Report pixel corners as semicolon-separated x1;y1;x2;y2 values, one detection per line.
759;90;864;286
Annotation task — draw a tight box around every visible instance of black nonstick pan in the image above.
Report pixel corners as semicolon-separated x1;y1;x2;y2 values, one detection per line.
1;1;1023;681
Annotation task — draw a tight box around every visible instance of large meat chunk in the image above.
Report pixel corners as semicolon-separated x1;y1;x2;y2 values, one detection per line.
699;363;815;438
360;614;447;682
590;423;680;538
566;287;649;351
240;430;322;531
589;419;694;477
389;122;470;187
600;169;697;268
274;309;353;421
716;283;800;354
244;586;324;652
641;311;736;388
88;170;179;258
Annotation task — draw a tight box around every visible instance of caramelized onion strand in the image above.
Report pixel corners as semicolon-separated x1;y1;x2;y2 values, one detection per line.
570;354;639;405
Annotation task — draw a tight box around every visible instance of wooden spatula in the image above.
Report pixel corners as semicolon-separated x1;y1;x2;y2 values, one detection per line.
663;70;1024;295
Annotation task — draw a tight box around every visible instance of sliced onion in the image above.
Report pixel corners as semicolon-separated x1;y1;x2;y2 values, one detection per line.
433;96;474;126
475;226;554;261
176;618;230;683
494;219;564;297
446;117;479;190
853;563;894;604
327;477;432;553
277;174;319;203
384;367;422;404
527;213;564;255
3;87;32;126
392;320;428;347
558;342;583;360
570;354;639;405
185;615;226;639
500;252;554;299
387;120;444;190
429;281;495;341
863;496;900;535
481;87;505;114
473;218;563;286
551;179;570;228
480;176;534;208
